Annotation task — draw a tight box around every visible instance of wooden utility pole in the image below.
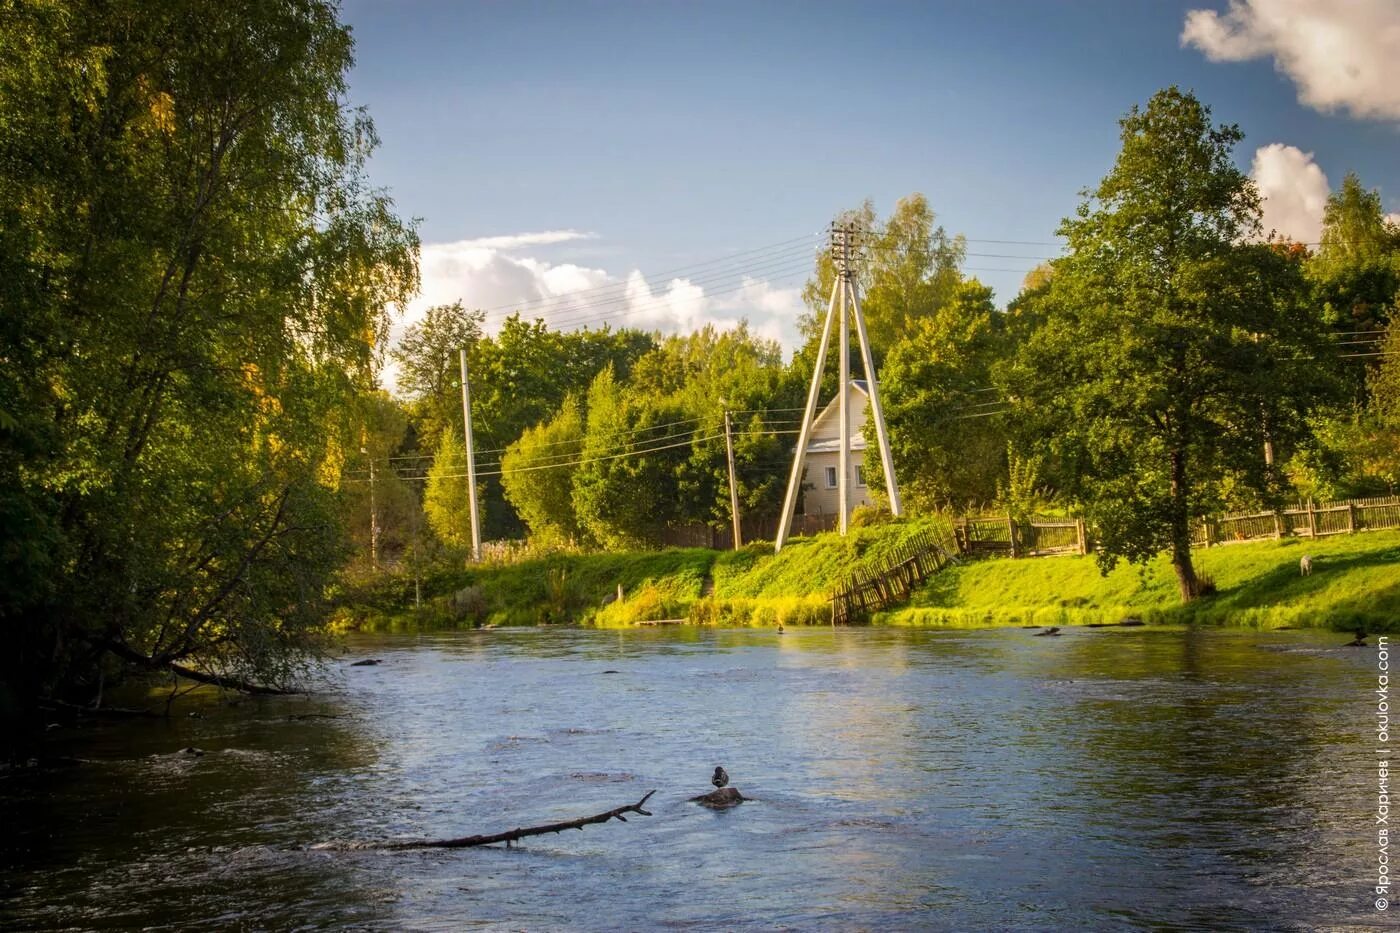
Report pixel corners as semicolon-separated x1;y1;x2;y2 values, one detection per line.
364;447;379;568
723;410;743;550
458;348;482;562
775;223;903;552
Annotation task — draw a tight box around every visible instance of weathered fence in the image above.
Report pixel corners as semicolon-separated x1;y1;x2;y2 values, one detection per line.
953;515;1087;557
829;530;956;625
1195;495;1400;546
955;495;1400;560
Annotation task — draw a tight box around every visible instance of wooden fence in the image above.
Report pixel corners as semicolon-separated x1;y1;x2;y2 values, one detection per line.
1194;495;1400;546
953;515;1087;557
954;495;1400;560
829;529;956;625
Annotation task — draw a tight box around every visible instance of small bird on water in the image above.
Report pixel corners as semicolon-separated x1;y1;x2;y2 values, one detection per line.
712;766;729;789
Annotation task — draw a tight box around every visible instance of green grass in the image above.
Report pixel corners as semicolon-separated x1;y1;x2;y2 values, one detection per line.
338;518;948;630
711;517;949;597
880;529;1400;632
338;522;1400;632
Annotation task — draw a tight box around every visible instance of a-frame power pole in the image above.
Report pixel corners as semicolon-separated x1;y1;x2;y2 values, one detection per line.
774;223;902;552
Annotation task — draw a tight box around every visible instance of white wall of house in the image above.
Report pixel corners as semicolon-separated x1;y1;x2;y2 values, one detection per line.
800;380;874;517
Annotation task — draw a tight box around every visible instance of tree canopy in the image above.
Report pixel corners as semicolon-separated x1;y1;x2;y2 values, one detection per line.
1003;87;1335;599
0;0;417;720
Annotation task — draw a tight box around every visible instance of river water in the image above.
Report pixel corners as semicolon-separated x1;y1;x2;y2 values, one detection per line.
0;626;1390;930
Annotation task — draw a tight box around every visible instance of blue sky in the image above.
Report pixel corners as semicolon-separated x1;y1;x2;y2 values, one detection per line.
340;0;1400;355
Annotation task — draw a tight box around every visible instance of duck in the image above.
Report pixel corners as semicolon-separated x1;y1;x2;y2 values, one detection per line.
1034;627;1062;637
1345;629;1368;647
712;765;729;789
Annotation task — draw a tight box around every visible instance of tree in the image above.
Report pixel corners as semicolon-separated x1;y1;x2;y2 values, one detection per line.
1005;88;1331;601
501;395;587;547
571;367;689;549
0;0;417;724
876;279;1009;510
398;316;655;539
390;302;485;454
423;430;475;550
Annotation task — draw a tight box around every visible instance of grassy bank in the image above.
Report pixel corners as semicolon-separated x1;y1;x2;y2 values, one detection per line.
333;518;949;630
335;523;1400;633
881;529;1400;632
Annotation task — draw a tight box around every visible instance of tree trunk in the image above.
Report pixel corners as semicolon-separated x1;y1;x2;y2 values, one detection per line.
1169;448;1198;602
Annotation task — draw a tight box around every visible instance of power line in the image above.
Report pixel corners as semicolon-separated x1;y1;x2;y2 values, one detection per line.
347;426;805;483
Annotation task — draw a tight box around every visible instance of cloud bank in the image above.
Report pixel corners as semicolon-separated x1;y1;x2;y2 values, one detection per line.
383;232;809;391
1182;0;1400;121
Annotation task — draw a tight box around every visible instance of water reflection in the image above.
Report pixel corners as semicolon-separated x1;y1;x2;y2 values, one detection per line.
0;626;1383;929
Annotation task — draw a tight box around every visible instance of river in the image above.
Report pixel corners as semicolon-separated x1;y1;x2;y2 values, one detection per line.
0;626;1389;930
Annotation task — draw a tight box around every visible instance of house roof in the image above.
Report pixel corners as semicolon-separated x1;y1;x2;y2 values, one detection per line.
807;436;867;453
803;380;871;454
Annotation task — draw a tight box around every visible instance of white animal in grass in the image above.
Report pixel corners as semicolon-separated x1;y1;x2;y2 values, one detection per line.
1299;554;1313;576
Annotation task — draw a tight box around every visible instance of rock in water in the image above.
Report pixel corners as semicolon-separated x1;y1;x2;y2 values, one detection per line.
691;786;745;809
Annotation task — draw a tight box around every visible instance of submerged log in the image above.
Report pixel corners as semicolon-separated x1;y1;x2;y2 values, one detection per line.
364;791;657;850
690;786;745;809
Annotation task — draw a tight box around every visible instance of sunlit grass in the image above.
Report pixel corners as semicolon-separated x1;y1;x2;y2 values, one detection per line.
881;530;1400;632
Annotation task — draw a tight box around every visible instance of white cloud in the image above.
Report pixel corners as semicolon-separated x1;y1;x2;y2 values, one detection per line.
1182;1;1400;121
382;234;810;391
1250;143;1330;243
452;229;596;251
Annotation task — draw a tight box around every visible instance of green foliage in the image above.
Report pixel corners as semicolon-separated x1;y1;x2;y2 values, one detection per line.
0;0;418;718
501;394;587;546
389;302;484;453
877;278;1008;509
423;430;474;550
1002;88;1336;600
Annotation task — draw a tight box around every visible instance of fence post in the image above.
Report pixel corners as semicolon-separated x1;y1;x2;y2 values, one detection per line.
1007;516;1018;558
1348;503;1357;534
1273;511;1283;539
1306;499;1317;538
1076;518;1087;555
1204;519;1215;548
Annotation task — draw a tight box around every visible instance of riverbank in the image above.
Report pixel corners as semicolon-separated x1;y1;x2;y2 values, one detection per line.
334;524;1400;633
333;518;947;630
881;529;1400;632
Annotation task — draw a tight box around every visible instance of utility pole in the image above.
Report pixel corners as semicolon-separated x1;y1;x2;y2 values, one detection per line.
775;222;903;552
361;446;379;569
724;409;742;550
837;226;851;537
458;348;482;562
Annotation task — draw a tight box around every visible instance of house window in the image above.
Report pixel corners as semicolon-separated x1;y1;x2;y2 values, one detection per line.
855;466;866;487
824;466;837;488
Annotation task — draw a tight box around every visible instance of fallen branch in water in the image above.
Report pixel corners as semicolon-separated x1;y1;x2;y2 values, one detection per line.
168;662;301;695
374;791;657;850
